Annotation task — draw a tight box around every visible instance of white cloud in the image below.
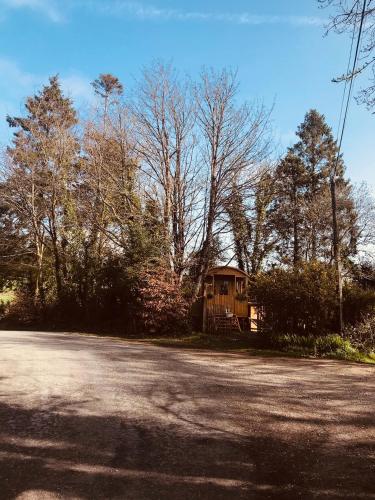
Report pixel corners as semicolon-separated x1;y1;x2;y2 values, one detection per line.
60;74;94;103
87;1;325;27
1;0;64;23
0;58;93;145
0;57;41;89
0;0;325;27
0;57;93;112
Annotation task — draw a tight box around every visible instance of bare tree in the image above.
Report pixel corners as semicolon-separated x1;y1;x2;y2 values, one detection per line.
83;75;140;253
352;182;375;259
193;69;272;296
132;62;201;280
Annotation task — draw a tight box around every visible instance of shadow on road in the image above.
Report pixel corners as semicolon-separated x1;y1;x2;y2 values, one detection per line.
0;399;373;500
0;331;374;499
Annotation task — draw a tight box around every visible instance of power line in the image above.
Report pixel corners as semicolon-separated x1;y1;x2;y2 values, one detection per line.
336;3;359;140
336;0;368;158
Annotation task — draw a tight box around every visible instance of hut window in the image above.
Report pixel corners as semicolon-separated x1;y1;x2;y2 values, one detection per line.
220;281;229;295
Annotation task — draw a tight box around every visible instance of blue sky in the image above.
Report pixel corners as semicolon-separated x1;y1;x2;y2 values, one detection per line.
0;0;374;189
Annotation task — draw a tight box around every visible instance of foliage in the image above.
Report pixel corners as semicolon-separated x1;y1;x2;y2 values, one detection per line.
252;262;375;335
147;332;374;363
0;289;16;320
345;314;375;353
265;333;350;354
252;262;339;334
4;290;40;325
0;69;374;336
225;169;275;274
0;301;7;319
135;267;190;336
263;331;372;362
350;260;375;290
272;110;357;266
343;284;375;325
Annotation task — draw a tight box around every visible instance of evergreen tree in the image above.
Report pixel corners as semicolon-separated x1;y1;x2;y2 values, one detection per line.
6;76;79;304
272;152;308;266
274;109;358;266
293;109;340;260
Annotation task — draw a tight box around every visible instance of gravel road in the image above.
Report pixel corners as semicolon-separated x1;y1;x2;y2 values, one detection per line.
0;330;374;499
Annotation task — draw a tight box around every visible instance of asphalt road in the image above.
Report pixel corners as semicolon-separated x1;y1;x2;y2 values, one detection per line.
0;330;374;499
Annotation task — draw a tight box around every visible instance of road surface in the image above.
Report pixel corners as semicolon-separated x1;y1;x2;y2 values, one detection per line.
0;330;374;499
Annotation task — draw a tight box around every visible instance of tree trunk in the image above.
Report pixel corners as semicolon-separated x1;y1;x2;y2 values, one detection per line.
34;236;45;307
293;191;300;267
193;182;216;299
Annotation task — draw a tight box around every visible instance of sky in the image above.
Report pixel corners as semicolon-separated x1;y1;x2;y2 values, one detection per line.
0;0;374;189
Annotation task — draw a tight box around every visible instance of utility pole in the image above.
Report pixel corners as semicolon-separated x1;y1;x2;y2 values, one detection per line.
330;166;343;334
332;0;367;334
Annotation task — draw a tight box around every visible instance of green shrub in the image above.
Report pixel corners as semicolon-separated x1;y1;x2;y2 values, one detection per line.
251;262;375;335
266;333;352;355
315;335;347;354
252;263;338;335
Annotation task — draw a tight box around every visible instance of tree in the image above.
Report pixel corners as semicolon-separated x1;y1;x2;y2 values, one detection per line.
272;152;308;266
225;187;251;272
5;76;79;305
273;110;348;266
225;168;275;274
2;63;371;336
319;0;375;109
92;73;124;133
274;109;361;331
293;110;339;260
351;182;375;260
0;193;31;290
193;69;271;296
249;169;276;273
132;63;200;280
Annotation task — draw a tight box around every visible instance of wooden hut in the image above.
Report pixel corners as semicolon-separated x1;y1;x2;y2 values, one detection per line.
202;266;261;334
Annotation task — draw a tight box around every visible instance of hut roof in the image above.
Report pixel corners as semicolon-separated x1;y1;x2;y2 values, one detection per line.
206;266;250;278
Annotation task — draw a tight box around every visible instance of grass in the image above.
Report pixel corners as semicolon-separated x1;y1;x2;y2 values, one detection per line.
146;332;375;364
329;349;375;364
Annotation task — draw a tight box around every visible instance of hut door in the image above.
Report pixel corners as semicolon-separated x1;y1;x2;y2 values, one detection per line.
214;277;235;314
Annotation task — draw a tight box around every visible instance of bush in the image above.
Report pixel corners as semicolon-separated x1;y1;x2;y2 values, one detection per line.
252;262;375;336
316;334;345;353
266;333;348;354
135;266;190;336
343;285;375;325
3;290;39;325
345;315;375;353
252;263;338;335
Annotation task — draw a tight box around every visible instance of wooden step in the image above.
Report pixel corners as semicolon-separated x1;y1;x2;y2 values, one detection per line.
211;314;242;333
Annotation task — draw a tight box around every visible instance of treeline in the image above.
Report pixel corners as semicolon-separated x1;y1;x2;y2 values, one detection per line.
0;63;374;334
